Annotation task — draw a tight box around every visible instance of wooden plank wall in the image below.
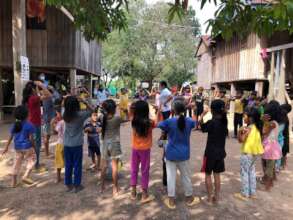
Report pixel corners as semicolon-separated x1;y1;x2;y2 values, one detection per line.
26;6;101;75
196;52;212;89
212;33;265;84
0;0;12;67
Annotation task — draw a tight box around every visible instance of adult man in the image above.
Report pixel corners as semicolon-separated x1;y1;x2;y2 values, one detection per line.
159;81;173;120
94;84;108;107
232;90;244;138
159;81;173;188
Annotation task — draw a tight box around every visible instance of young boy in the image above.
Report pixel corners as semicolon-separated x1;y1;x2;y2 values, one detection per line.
84;110;102;171
233;91;244;138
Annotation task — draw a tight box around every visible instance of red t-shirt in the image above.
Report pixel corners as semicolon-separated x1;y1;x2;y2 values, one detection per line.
28;95;41;126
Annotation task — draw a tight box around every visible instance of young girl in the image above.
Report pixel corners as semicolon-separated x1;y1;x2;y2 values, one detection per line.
63;96;94;193
262;101;282;191
51;106;65;183
235;107;264;201
1;106;36;187
84;109;101;171
200;99;228;204
158;100;199;209
130;100;156;203
100;99;127;196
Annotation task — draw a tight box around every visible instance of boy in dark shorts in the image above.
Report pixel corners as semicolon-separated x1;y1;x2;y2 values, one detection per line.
200;100;228;204
84;110;101;171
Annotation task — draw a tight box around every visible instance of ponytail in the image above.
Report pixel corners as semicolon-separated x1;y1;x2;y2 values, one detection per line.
13;105;28;133
177;114;186;132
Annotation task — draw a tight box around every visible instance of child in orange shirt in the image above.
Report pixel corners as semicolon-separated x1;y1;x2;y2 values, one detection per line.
130;100;156;204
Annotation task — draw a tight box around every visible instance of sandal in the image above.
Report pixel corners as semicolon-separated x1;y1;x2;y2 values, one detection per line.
140;194;155;204
234;193;249;201
22;178;34;185
186;196;200;207
163;197;176;210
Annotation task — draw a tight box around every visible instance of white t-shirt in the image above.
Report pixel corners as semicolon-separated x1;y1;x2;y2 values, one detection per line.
159;88;172;112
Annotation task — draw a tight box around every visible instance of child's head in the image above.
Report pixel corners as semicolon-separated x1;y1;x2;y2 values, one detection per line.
250;91;257;100
173;100;186;132
244;106;262;133
63;96;80;123
22;81;37;105
264;100;281;122
102;99;117;116
219;89;226;98
211;99;228;134
91;110;98;122
13;105;29;133
131;100;151;137
198;87;204;94
236;90;243;98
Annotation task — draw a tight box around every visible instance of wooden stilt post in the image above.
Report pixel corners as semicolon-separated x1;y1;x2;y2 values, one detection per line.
277;49;286;104
12;0;27;106
268;52;275;101
70;69;77;94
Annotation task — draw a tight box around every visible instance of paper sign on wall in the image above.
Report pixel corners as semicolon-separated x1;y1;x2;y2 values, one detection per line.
20;56;30;81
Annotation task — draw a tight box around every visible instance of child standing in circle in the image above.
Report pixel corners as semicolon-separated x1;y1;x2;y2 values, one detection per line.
100;99;127;196
234;107;264;201
52;106;65;183
158;100;199;209
1;106;36;187
84;109;102;171
200;99;228;204
262;101;282;191
63;96;94;193
130;100;156;203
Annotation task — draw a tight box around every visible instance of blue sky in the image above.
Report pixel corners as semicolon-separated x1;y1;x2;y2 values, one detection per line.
146;0;218;34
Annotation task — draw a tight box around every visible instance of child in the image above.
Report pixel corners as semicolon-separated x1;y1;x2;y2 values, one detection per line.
280;104;292;169
158;99;199;209
119;88;129;121
261;101;282;191
235;107;264;201
1;106;36;187
100;99;127;196
233;90;244;138
63;96;94;193
200;99;228;204
130;100;156;203
275;108;287;173
84;109;101;171
51;106;65;183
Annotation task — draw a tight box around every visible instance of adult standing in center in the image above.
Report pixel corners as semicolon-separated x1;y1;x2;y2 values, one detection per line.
159;81;173;188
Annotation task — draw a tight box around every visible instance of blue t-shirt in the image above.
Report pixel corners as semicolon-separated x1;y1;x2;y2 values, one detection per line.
84;121;101;147
10;121;35;150
158;117;195;161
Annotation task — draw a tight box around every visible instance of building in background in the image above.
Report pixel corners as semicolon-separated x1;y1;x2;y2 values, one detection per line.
0;0;101;120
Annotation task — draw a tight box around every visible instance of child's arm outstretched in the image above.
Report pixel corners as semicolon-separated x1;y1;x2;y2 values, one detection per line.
2;135;13;155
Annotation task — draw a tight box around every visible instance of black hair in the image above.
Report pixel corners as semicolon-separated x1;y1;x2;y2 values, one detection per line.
22;81;36;105
63;96;80;123
131;100;151;137
160;81;168;88
251;91;257;96
264;100;281;122
281;104;292;114
211;99;228;136
173;100;186;132
13;105;28;133
244;106;263;135
101;99;117;139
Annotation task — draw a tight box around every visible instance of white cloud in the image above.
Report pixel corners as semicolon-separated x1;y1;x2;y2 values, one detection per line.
145;0;218;34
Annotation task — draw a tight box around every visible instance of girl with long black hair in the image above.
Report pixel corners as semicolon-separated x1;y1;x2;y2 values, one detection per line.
1;105;36;187
158;99;199;209
130;100;156;203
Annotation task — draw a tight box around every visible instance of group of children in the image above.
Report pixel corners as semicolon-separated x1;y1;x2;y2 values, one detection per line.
1;84;292;210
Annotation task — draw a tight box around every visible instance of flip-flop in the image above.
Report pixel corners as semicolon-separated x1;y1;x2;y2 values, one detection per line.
22;178;34;185
234;193;249;201
163;197;176;210
186;196;200;207
140;194;155;204
201;196;213;206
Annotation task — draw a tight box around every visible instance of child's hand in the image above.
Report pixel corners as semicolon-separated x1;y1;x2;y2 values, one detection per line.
1;148;8;156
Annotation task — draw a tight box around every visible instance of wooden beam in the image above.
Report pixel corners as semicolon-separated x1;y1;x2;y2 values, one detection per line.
268;51;275;101
12;0;27;105
276;49;286;104
267;42;293;52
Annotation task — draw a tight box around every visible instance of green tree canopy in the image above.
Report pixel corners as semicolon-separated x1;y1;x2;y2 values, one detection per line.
102;1;199;88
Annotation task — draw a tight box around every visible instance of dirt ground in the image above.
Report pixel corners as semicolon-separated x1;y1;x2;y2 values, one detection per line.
0;120;293;220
